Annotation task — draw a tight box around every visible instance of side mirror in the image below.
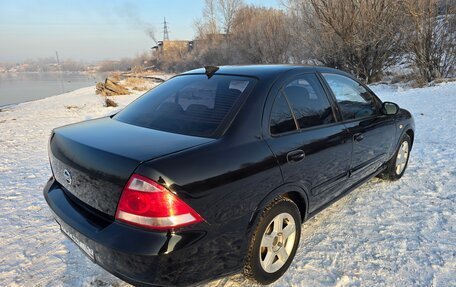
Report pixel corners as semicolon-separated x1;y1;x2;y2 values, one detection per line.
382;102;399;115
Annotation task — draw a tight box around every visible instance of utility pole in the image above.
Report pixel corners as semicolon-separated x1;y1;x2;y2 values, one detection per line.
55;51;60;66
55;51;64;93
163;17;169;41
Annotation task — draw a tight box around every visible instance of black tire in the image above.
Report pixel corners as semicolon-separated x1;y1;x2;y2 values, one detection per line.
244;197;301;285
378;133;411;181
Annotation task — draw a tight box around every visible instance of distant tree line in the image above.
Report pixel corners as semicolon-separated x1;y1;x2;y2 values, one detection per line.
1;57;88;72
147;0;455;84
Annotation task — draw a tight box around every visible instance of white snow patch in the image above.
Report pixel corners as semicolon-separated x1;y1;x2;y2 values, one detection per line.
0;81;455;287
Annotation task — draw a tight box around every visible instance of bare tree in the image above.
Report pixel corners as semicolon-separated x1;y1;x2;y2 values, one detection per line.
203;0;219;35
192;0;241;66
231;6;290;64
402;0;455;82
286;0;405;83
283;0;320;64
217;0;244;34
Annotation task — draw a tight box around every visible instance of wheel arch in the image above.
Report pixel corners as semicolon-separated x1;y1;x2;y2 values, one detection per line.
282;191;307;222
247;183;310;235
393;124;414;154
405;128;414;148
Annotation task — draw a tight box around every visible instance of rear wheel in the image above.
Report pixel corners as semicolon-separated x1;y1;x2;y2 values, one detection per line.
244;197;301;285
379;133;411;181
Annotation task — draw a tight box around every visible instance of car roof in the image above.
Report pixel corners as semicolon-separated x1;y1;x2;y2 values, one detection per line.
182;65;344;79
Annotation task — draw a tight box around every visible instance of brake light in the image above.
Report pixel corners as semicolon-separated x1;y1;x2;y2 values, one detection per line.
115;174;203;230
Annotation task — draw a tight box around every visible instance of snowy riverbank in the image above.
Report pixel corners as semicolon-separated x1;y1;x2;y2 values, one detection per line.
0;82;455;286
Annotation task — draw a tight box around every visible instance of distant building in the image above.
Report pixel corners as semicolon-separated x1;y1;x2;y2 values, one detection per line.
152;40;192;56
188;33;228;51
151;33;228;56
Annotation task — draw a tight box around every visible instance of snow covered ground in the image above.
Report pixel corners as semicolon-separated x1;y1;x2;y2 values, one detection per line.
0;81;455;287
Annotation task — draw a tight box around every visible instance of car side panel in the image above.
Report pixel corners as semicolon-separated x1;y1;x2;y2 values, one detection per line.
344;115;397;183
261;69;354;213
135;139;281;225
316;70;398;185
266;125;352;213
394;108;415;149
134;138;282;275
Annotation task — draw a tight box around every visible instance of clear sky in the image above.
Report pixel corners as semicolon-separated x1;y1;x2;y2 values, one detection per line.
0;0;280;63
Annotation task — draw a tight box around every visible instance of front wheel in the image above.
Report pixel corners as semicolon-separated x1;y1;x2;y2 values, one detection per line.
379;133;411;181
244;197;301;285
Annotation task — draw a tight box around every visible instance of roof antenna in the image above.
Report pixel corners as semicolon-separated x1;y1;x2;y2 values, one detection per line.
204;66;219;79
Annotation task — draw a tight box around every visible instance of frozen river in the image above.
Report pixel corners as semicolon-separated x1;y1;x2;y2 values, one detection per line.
0;72;106;107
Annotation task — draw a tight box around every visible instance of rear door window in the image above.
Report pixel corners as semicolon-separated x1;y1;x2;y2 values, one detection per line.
282;74;335;129
114;75;255;137
270;94;298;135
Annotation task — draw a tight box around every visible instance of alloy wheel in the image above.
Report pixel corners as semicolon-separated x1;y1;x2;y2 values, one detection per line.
395;140;409;175
259;212;296;273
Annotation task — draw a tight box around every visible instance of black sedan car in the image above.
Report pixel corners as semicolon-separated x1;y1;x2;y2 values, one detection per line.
43;65;414;286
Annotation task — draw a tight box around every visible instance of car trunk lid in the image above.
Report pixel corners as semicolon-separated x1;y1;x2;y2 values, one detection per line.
49;117;213;216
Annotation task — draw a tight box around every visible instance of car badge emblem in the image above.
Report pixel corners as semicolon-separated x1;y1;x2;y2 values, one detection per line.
63;169;72;185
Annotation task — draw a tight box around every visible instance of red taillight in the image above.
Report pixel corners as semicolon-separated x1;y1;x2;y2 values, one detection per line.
115;174;203;230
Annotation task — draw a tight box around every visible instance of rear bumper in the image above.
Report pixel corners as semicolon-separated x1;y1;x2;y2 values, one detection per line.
43;177;244;286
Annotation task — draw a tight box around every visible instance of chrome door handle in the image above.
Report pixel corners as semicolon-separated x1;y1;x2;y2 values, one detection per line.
353;133;364;142
287;150;305;162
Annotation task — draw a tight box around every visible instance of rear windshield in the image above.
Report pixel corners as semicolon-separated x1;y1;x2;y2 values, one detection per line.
114;75;255;137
